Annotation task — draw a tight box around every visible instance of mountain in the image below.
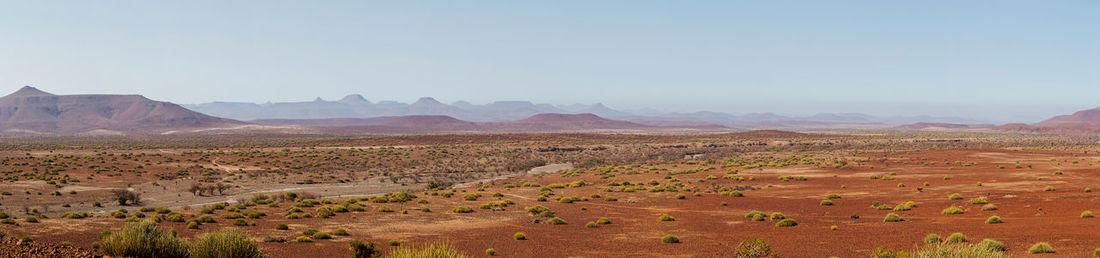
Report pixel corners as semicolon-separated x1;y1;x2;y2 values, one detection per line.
982;107;1100;135
0;86;243;135
185;97;628;122
890;107;1100;135
1036;107;1100;126
338;94;371;105
308;113;679;134
407;97;467;117
184;94;994;129
501;113;653;131
893;122;995;131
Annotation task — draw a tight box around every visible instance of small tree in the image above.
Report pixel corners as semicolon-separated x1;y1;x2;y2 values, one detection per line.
189;183;202;196
350;240;381;258
111;189;141;206
216;182;230;195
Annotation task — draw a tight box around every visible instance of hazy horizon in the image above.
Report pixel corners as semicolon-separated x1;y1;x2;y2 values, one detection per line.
1;1;1096;123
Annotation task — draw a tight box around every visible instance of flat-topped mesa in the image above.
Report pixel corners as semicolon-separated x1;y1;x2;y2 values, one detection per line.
0;86;244;135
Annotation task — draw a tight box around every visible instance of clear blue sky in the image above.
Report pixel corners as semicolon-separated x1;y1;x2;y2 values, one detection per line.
0;1;1096;122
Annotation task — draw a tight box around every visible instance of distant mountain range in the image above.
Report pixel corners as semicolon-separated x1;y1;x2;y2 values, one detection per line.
258;113;669;135
5;86;1100;136
895;107;1100;135
0;86;241;135
184;94;987;129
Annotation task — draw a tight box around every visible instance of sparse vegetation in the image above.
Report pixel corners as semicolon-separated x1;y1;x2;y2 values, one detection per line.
941;206;965;215
775;218;798;227
190;229;263;258
945;232;968;243
883;213;903;222
984;215;1002;224
924;234;942;243
1028;242;1054;254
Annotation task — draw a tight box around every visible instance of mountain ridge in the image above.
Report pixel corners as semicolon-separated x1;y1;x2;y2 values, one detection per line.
0;86;244;135
183;95;989;128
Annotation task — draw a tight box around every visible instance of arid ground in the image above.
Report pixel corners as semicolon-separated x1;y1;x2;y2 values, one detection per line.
2;131;1100;257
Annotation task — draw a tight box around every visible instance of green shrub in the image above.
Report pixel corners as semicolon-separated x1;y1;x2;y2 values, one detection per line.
389;240;400;246
232;219;249;226
452;207;474;213
1083;210;1094;218
190;229;263;258
969;198;988;204
658;214;675;221
733;238;770;257
485;248;495;256
165;213;185;223
744;211;765;218
333;228;349;236
949;193;963;200
596;217;611;224
546;217;567;225
752;214;765;221
873;247;909;258
24;217;38;223
984;216;1002;224
97;220;189;258
981;204;998;211
945;232;968;243
197;215;216;223
1044;186;1056;192
883;213;903;222
826;193;841;199
513;232;526;240
775;218;798;227
275;223;289;230
302;229;319;236
463;193;481;201
911;243;1007;257
820;200;833;206
384;242;469;258
312;232;332;240
525;206;551;217
1093;248;1100;257
924;234;942;243
295;236;312;242
975;239;1006;252
661;234;679;243
941;206;965;215
1028;242;1054;253
350;240;380;258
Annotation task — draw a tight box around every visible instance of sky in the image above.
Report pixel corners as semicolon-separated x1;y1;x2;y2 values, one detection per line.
0;1;1096;123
